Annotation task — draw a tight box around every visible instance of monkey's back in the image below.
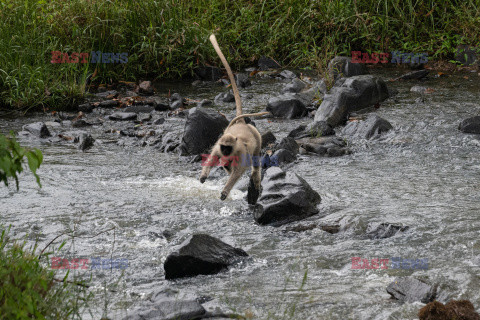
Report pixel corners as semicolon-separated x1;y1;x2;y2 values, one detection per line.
225;123;261;150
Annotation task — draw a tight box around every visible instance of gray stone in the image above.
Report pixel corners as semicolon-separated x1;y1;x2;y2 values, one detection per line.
267;94;307;119
279;70;297;79
276;137;299;155
94;90;118;98
327;56;368;81
314;75;389;127
272;148;296;164
282;78;307;93
108;112;137;121
164;234;248;279
138;81;154;95
170;100;183;110
366;223;409;239
124;105;154;113
72;119;92;128
235;73;251;88
122;300;206;320
295;136;350;157
214;91;235;103
197;99;213;107
22;122;51;138
341;114;393;139
254;167;321;226
98;100;119;108
78;103;94;113
394;69;429;81
77;133;95;151
261;131;276;148
386;278;437;303
410;85;428;94
458;116;480;134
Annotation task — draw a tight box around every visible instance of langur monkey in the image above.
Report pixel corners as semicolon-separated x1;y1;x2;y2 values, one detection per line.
199;34;270;204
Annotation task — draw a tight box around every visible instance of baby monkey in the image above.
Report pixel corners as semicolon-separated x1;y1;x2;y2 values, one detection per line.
199;34;270;204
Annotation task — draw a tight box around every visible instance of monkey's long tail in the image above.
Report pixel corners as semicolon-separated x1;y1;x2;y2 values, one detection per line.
226;112;271;130
209;34;243;119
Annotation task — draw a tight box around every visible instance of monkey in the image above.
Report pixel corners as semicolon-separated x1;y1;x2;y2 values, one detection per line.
199;34;270;204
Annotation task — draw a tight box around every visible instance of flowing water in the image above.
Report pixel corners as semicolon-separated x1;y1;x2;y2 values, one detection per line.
1;68;480;320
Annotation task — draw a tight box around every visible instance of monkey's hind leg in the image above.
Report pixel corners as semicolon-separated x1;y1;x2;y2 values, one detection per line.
247;164;262;205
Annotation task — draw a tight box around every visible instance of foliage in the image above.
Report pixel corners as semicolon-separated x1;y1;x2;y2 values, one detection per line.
0;0;479;110
0;226;89;319
0;132;43;189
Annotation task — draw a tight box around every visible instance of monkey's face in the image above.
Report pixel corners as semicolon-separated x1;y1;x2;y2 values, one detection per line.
219;134;236;156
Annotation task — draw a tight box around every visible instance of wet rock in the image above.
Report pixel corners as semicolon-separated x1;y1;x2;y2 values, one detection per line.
419;300;480;320
139;113;152;122
279;70;297;79
155;102;170;111
267;94;307;119
394;69;429;81
179;107;229;155
122;299;206;320
170;93;183;103
164;234;248;280
159;132;180;153
314;75;389;127
276;137;299;155
98;100;119;108
78;103;94;113
454;45;479;66
153;118;165;125
272;149;296;164
342;114;393;139
258;56;281;70
289;121;335;139
108;112;137;121
72;119;92;128
320;225;340;234
138;80;154;95
235;73;251;88
197;99;213;107
45;121;61;128
458;116;480;134
285;224;317;232
254;167;321;226
23;122;51;138
327;56;368;81
194;66;223;81
170;100;183;110
410;85;428;94
295;136;350;157
281;78;307;93
95;90;118;98
367;222;409;239
77;133;95;151
261;131;276;148
303;80;328;98
124;105;154;113
386;278;437;303
214;91;235;103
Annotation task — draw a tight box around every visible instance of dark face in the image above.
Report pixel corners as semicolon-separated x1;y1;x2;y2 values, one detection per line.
220;145;233;156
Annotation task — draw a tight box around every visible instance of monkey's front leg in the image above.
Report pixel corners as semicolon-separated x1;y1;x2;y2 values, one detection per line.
199;151;220;183
220;167;246;200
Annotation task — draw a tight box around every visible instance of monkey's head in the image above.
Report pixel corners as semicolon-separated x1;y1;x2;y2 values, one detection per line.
219;133;237;156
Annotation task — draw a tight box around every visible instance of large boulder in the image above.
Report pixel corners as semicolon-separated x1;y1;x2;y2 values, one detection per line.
314;75;389;127
458;116;480;134
22;122;51;138
387;278;437;303
328;56;368;81
254;167;321;226
295;136;350;157
179;107;229;155
267;94;307;119
342;114;393;139
164;234;248;280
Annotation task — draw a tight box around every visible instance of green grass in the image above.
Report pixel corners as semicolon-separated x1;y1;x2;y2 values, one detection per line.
0;0;479;111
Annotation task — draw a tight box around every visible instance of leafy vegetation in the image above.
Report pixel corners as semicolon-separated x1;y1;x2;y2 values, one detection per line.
0;0;479;111
0;133;43;189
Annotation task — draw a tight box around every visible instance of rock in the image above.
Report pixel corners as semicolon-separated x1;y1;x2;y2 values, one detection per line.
279;70;297;79
179;107;229;155
272;149;296;164
124;105;154;113
267;94;307;119
22;122;51;138
122;299;206;320
295;136;350;157
459;116;480;134
194;66;223;81
155;102;170;111
281;78;307;93
77;133;95;151
314;75;389;127
394;69;429;81
72;119;92;128
367;223;409;239
303;80;327;97
410;85;428;94
258;56;281;70
341;114;393;139
235;73;251;88
98;100;119;108
285;224;317;232
153;118;165;125
108;112;137;121
291;121;335;139
455;45;479;66
197;99;213;107
276;137;299;155
170;100;183;110
94;90;118;98
327;56;368;81
78;103;94;113
214;91;235;103
170;93;183;103
138;81;154;95
45;121;61;128
164;234;248;279
261;131;276;148
159;132;180;152
139;113;152;122
254;167;321;226
419;300;480;320
386;278;437;303
320;225;340;234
